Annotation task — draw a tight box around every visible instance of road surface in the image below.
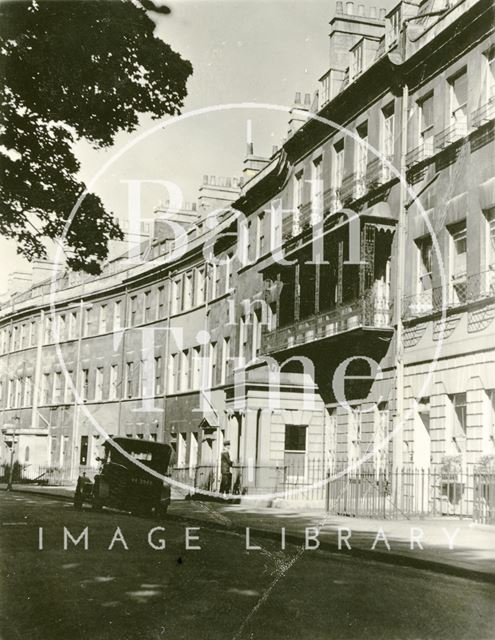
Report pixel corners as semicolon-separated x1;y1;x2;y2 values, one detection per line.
1;492;493;640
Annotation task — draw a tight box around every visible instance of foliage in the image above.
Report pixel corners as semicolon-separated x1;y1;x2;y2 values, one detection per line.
0;0;192;273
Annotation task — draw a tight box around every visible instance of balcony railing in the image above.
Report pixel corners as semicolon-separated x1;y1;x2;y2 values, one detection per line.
261;289;392;355
406;138;434;168
472;97;495;129
340;173;367;204
434;120;468;151
365;156;394;188
403;268;495;320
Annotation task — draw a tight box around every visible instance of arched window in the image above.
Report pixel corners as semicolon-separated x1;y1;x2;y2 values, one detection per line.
24;446;30;463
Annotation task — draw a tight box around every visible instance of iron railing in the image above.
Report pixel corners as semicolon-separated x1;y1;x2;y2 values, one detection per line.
434;120;467;151
366;155;394;188
172;461;495;522
5;460;494;523
261;289;392;355
340;173;367;203
403;269;495;320
0;464;98;486
472;97;495;129
406;138;434;167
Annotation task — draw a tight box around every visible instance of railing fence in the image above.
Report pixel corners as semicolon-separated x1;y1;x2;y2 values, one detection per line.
3;460;494;524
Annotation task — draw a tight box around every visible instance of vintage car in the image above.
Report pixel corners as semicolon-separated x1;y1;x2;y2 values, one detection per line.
74;437;173;517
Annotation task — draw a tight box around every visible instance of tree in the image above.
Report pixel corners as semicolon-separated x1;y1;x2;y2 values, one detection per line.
0;0;192;274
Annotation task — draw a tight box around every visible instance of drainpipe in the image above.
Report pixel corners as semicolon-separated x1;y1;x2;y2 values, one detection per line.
393;79;408;478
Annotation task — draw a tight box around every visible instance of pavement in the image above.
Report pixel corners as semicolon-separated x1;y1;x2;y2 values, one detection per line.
4;483;495;584
3;491;494;640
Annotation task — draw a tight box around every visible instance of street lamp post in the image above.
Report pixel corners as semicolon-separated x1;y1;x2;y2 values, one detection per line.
5;416;20;491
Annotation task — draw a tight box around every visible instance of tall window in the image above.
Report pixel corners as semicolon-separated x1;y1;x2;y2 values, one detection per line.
483;47;495;103
12;325;19;350
292;171;303;235
81;369;89;401
382;103;395;160
95;367;104;401
69;312;77;339
41;373;50;405
192;346;202;389
226;253;234;292
449;69;468;128
183;273;193;310
44;317;53;343
19;324;25;349
485;209;495;268
129;296;138;326
386;6;401;48
311;156;323;222
351;41;364;78
109;364;119;400
180;350;190;391
83;308;91;337
8;378;14;408
417;235;433;292
172;278;182;313
207;264;216;300
449;221;467;278
157;286;166;318
168;353;178;394
251;309;262;358
238;316;247;363
24;377;32;407
99;305;107;333
52;372;62;404
333;140;344;193
195;268;205;306
356;122;368;180
125;362;133;398
220;337;230;385
15;378;22;407
255;213;265;260
113;300;122;330
284;424;307;481
209;342;217;387
154;356;162;395
144;291;152;322
418;92;434;149
57;315;65;342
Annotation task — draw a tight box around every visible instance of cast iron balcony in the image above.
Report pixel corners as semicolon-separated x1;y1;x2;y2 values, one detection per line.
472;97;495;129
260;288;392;355
403;268;495;320
365;156;394;189
406;138;434;168
340;174;367;204
434;120;468;151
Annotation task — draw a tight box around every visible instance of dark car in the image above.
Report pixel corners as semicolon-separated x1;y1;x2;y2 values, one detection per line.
74;437;173;517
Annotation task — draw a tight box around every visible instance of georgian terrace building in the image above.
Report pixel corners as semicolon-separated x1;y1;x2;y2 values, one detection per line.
1;0;494;510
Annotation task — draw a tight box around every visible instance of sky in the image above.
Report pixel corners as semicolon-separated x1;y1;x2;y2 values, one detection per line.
0;0;395;294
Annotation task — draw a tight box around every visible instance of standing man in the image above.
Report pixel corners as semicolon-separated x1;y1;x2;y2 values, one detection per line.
220;440;233;497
